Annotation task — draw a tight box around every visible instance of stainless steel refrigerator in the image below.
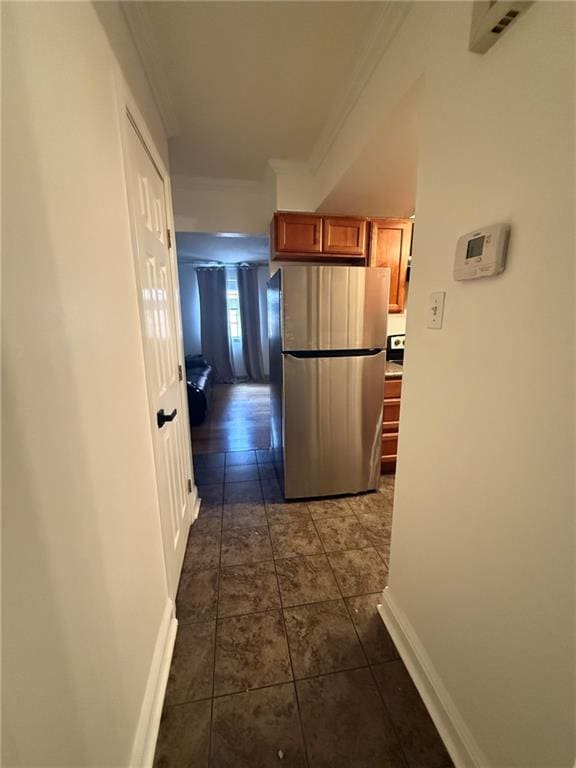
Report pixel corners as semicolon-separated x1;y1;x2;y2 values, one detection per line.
268;265;390;499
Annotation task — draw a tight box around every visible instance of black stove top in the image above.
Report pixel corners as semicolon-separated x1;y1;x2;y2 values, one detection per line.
387;333;405;363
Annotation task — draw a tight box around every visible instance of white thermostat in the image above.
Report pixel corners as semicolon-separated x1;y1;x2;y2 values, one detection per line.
454;223;510;281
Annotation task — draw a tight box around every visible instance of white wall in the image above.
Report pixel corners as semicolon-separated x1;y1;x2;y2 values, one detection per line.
178;263;202;356
172;175;271;235
316;77;422;219
269;160;319;213
387;313;406;336
92;2;168;166
356;3;573;766
2;3;172;765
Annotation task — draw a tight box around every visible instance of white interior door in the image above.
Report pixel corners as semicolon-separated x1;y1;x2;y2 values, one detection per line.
124;114;193;598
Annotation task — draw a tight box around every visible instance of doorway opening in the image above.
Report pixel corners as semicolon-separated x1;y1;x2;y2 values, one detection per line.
176;232;271;459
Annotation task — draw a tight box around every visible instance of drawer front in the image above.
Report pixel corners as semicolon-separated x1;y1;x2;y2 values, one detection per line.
384;378;402;399
381;433;398;459
383;398;401;426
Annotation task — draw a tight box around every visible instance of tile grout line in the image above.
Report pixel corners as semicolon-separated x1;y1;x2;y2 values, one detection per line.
333;492;409;767
322;537;408;763
166;658;405;712
206;470;225;768
364;661;411;768
214;661;371;700
192;459;398;761
310;508;381;653
178;584;395;626
305;499;395;745
301;503;410;764
309;491;412;768
264;477;312;768
308;509;346;603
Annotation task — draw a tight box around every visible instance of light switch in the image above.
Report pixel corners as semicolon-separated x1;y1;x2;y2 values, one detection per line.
427;292;446;329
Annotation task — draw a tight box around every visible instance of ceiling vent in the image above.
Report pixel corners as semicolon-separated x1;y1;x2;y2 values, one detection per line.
469;1;533;53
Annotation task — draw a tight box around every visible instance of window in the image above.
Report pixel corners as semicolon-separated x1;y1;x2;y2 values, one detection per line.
226;275;241;341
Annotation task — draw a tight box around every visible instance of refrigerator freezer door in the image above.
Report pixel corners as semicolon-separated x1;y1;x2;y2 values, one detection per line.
281;266;390;351
282;350;385;498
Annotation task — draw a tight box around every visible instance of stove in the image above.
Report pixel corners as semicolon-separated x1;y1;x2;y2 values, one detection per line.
387;333;405;363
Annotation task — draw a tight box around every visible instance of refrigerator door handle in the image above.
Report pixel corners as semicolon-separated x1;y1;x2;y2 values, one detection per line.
284;348;384;359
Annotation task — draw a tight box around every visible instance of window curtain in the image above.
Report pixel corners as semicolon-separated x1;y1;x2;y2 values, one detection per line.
237;266;266;382
196;267;235;383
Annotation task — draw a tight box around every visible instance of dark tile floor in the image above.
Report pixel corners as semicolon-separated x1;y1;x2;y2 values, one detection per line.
154;450;453;768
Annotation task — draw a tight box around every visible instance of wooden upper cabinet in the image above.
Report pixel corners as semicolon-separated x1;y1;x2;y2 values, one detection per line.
275;213;323;255
323;217;368;256
272;213;409;277
272;212;368;261
369;218;412;313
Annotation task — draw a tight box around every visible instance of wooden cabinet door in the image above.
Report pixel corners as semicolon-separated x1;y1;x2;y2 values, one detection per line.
370;218;412;313
275;213;323;255
323;217;367;256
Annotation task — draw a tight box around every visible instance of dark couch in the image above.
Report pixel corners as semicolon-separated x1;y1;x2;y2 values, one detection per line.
185;354;213;427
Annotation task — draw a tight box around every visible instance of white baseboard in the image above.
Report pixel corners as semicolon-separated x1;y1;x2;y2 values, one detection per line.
378;588;489;768
130;599;178;768
191;484;200;524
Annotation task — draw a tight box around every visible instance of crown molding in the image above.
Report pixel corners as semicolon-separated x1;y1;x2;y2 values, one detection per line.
121;2;180;138
268;159;312;177
308;1;412;175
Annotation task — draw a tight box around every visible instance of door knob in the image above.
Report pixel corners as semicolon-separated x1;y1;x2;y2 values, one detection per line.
157;408;177;428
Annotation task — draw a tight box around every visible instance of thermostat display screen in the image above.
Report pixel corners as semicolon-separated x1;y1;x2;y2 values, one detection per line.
466;235;485;259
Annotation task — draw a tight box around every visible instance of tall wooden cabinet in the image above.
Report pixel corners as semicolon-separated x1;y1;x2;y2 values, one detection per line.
369;218;412;314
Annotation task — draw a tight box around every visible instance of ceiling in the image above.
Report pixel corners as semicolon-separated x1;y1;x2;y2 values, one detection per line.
176;232;269;265
126;2;384;180
318;77;422;218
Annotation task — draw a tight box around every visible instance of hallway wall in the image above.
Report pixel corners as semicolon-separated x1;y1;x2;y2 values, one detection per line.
326;3;573;766
395;6;575;762
3;3;173;766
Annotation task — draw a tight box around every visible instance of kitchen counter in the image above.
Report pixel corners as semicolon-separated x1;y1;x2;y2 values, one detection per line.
385;361;403;379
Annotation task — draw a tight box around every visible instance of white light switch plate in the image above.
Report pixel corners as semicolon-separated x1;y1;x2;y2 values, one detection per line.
427;292;446;329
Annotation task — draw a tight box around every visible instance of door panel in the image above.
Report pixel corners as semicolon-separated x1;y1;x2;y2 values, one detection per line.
281;266;390;351
125;116;192;597
283;350;385;498
323;217;367;256
275;213;323;254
